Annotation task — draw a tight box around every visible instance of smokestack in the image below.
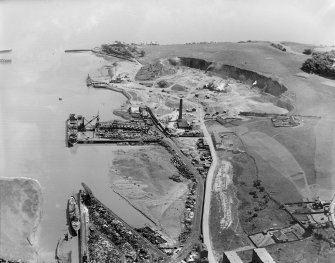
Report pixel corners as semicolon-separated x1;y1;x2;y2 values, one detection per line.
179;99;183;120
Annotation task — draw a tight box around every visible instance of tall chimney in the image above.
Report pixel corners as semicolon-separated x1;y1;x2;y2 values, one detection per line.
179;99;183;120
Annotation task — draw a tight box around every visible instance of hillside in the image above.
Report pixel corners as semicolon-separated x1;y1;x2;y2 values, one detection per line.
139;41;335;261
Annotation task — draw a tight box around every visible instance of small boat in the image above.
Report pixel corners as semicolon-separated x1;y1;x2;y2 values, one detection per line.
86;74;93;87
67;132;78;147
67;196;80;233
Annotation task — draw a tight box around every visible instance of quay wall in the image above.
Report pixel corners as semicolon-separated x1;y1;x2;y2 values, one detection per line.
92;83;132;102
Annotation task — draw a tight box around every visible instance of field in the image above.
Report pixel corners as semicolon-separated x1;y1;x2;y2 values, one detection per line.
207;121;295;258
0;178;42;262
109;145;190;243
280;41;318;54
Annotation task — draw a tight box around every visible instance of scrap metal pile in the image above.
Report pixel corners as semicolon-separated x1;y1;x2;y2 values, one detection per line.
88;230;123;263
95;120;162;142
179;182;197;243
135;227;167;247
82;192;162;263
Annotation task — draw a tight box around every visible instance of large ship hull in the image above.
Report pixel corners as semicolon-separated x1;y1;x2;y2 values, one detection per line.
67;196;81;234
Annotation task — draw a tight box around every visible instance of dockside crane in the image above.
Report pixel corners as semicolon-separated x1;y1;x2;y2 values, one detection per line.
82;112;100;132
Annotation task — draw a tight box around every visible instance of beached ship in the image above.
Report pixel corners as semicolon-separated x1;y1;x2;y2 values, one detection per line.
67;196;80;233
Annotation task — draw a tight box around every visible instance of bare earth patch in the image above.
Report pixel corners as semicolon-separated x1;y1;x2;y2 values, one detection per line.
0;177;42;262
109;146;190;243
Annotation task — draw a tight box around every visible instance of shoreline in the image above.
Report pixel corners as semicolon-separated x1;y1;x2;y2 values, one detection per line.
112;188;158;226
92;83;132;103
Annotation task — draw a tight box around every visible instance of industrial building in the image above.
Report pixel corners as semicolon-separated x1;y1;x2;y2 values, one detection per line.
222;251;243;263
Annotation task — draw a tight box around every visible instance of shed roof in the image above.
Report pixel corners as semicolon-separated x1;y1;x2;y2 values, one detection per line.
222;251;243;263
253;248;275;263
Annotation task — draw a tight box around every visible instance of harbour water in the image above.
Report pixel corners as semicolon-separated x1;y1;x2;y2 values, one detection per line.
0;22;150;263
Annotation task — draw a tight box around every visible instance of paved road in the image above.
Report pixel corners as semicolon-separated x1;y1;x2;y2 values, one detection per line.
198;106;218;263
330;195;335;229
157;102;218;263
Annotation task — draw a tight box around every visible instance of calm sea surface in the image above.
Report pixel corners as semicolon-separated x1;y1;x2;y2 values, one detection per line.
0;38;149;263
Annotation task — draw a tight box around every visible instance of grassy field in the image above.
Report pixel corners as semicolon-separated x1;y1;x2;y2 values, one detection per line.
280;41;318;54
206;121;296;259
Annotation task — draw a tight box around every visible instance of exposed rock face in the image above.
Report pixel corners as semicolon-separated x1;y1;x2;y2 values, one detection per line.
178;57;288;97
212;63;288;97
0;178;42;263
177;57;293;111
178;57;212;71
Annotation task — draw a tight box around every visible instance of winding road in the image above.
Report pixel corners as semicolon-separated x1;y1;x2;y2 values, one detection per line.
198;106;218;263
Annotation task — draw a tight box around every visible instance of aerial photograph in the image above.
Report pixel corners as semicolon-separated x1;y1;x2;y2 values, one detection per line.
1;0;335;262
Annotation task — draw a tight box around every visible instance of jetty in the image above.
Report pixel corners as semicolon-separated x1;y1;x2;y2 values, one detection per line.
65;49;92;53
78;191;89;263
0;59;11;63
0;49;12;53
65;113;162;148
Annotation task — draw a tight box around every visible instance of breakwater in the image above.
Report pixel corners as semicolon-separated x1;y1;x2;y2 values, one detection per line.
64;49;92;53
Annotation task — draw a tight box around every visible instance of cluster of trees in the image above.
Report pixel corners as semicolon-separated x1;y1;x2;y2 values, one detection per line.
270;42;286;52
184;41;217;45
101;41;145;59
303;48;313;55
301;51;335;79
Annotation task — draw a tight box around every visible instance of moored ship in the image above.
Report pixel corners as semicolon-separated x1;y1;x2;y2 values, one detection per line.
67;196;80;233
67;114;78;147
